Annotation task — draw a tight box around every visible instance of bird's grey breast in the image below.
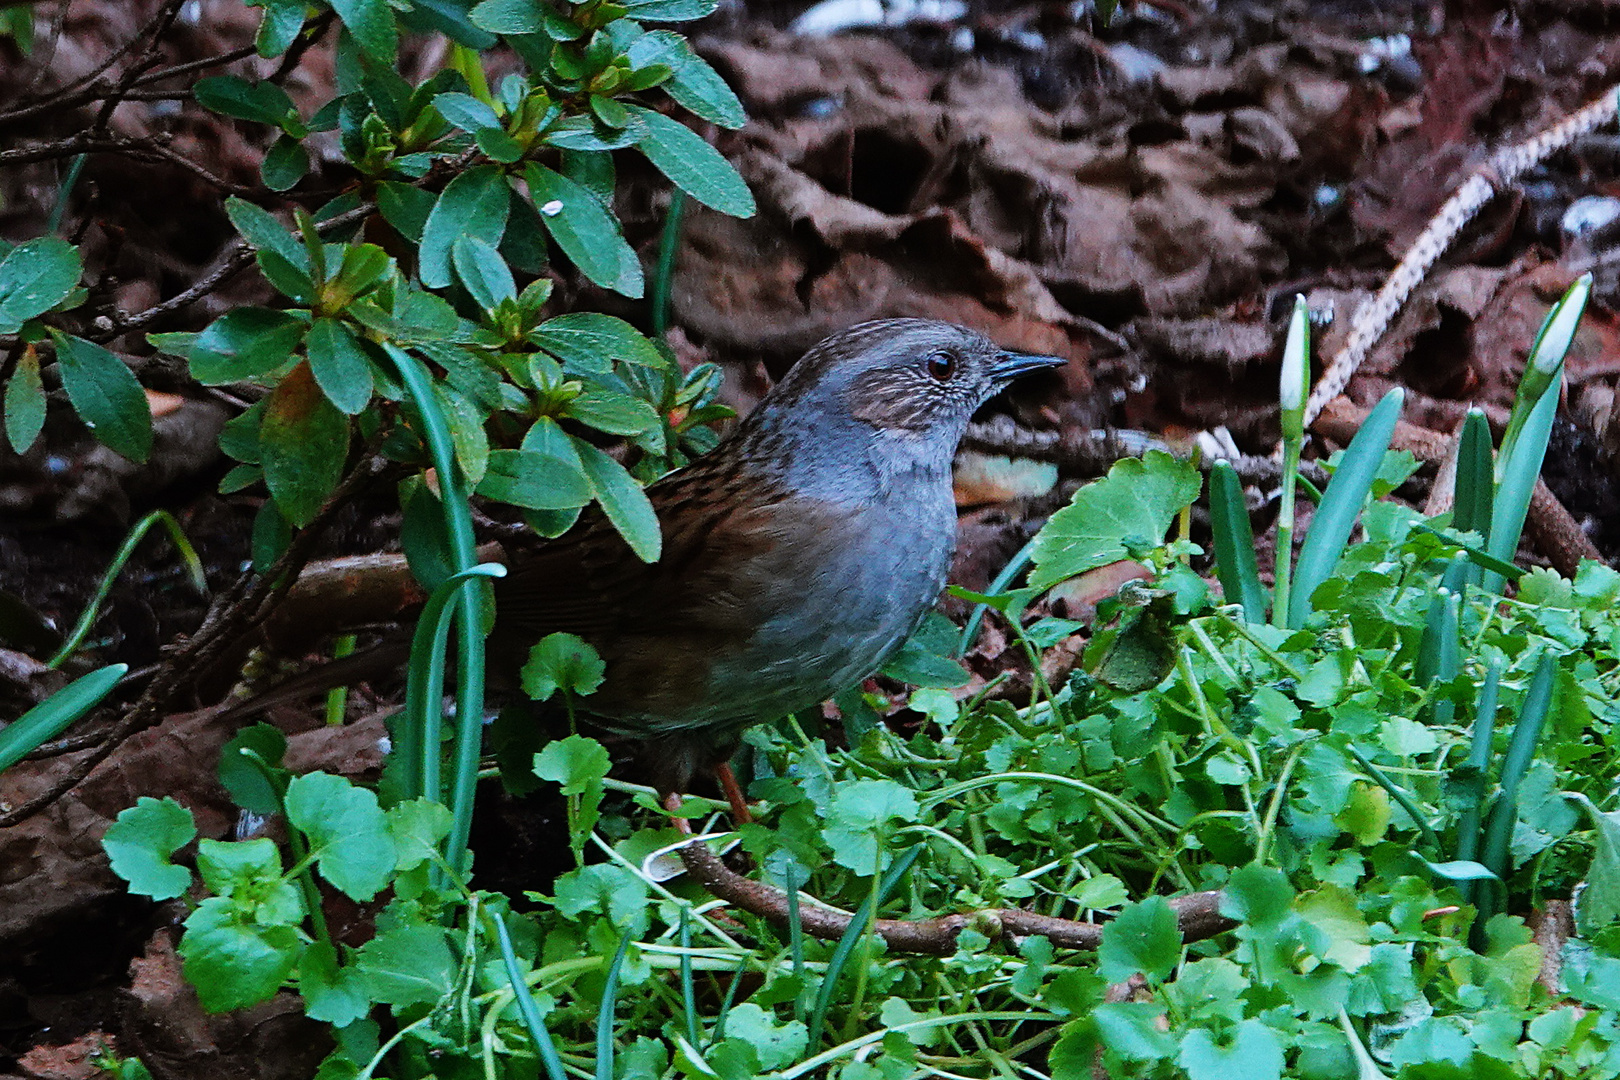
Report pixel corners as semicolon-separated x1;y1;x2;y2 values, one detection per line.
686;469;958;729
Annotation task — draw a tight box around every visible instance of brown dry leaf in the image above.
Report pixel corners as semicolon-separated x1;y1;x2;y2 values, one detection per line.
122;931;330;1080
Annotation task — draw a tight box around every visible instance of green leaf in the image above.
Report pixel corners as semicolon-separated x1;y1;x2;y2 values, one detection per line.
532;312;665;371
1029;451;1201;590
260;133;309;191
330;0;396;61
260;362;350;526
52;333;153;462
623;0;719;20
1178;1020;1284;1080
1097;896;1180;982
194;75;296;124
880;629;970;688
476;447;593;511
180;898;303;1012
217;722;288;815
420;165;510;289
0;663;127;772
1287;388;1404;626
1221;864;1294;932
102;795;196;900
0;235;81;333
1565;793;1620;934
252;500;291;572
551;863;649;927
377;181;437;243
720;1004;807;1071
305;318;374;414
4;346;45;452
626;105;754;216
255;0;305;57
823;778;918;876
573;437;661;561
524;163;643;298
435;383;489;485
469;0;544;33
521;635;606;702
432;90;502;133
532;734;611;800
195;838;301;924
187;307;308;384
352;924;456;1007
283;771;397;900
563;387;658;436
451;235;516;309
625;30;745;130
225;197;305;265
1091;1003;1178;1063
300;941;372;1026
387;798;453;871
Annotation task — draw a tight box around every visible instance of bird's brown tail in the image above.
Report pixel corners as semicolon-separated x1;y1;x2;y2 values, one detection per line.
216;636;413;722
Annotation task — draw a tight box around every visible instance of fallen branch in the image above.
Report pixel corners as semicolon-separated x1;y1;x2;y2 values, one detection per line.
678;840;1233;956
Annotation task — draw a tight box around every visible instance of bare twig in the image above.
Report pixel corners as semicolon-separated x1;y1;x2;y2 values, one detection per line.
105;201;375;337
1303;85;1620;426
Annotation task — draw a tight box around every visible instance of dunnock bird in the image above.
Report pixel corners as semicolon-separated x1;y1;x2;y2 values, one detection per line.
235;319;1063;805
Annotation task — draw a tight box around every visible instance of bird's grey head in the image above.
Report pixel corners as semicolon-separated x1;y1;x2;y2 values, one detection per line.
762;319;1065;439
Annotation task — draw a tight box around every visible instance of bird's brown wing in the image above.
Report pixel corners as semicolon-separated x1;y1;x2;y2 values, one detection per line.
485;453;794;699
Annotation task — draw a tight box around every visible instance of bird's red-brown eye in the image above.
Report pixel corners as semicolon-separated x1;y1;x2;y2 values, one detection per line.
925;351;956;381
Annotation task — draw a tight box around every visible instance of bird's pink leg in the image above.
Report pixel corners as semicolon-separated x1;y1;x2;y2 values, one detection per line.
713;762;754;826
662;791;694;835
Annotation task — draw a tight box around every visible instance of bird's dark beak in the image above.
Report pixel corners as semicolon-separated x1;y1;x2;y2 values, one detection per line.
991;350;1066;384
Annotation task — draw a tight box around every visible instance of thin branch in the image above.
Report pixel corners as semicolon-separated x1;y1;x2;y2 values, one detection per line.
678;840;1234;955
0;0;183;127
104;201;375;337
0;454;392;830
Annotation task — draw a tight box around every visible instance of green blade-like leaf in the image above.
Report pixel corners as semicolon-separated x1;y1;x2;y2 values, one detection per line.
1453;407;1492;540
0;662;126;774
1208;460;1266;623
1285;387;1403;627
51;332;153;463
